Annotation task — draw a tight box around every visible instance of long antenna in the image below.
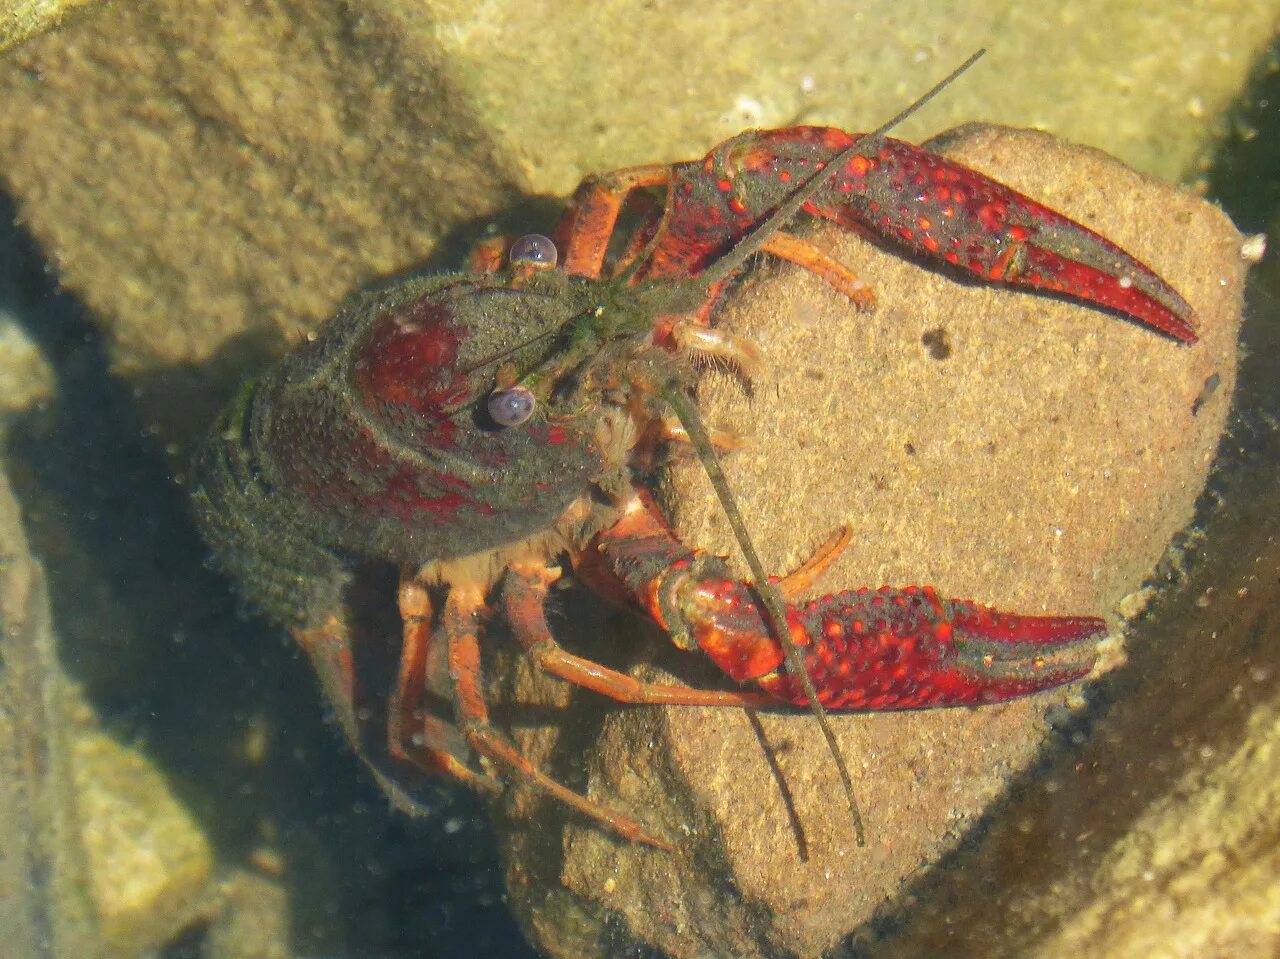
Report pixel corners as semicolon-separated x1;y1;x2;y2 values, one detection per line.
664;386;866;845
665;49;987;848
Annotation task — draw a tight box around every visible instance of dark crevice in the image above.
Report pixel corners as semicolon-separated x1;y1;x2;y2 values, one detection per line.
1;191;531;959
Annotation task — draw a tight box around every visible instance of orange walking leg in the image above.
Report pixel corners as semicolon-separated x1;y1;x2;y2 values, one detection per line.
387;576;498;793
556;165;674;280
503;563;777;707
442;584;673;849
759;231;877;309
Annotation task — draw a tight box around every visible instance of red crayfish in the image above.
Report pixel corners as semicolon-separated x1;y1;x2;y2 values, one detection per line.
191;68;1195;850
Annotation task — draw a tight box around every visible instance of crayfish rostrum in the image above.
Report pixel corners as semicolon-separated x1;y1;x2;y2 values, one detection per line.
191;109;1196;848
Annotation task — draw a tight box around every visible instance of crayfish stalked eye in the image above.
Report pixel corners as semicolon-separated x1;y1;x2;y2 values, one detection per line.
509;233;558;269
487;386;536;427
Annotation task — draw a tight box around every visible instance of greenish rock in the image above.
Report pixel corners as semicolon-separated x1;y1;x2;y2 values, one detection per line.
0;0;105;55
71;719;215;957
0;465;216;958
0;469;101;959
0;311;53;415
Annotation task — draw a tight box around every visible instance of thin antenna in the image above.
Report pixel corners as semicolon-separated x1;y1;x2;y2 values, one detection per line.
664;49;987;847
663;385;866;845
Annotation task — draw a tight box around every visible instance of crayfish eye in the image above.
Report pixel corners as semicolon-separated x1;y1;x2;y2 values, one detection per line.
486;386;536;427
508;233;558;270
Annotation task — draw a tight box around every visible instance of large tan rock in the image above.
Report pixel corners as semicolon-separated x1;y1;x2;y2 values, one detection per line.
860;242;1280;958
494;126;1247;959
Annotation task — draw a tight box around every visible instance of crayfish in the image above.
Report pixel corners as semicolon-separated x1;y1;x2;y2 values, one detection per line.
190;57;1195;851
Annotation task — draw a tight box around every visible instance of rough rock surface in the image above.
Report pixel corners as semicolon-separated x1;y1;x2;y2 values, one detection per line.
494;126;1246;959
861;241;1280;958
0;0;104;54
0;467;216;958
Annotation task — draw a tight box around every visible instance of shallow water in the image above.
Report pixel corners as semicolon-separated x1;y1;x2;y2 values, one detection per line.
0;6;1277;959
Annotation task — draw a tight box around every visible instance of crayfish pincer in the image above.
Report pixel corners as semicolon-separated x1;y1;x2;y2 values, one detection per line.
191;114;1202;853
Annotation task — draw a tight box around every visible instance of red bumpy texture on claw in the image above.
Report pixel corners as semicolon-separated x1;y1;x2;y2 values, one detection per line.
828;135;1197;343
585;498;1101;711
619;128;1196;343
727;585;1099;709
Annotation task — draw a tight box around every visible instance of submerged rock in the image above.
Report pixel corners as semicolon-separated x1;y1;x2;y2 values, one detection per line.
495;126;1247;959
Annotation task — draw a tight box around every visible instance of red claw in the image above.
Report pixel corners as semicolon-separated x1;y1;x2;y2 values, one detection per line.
1016;243;1197;343
682;581;1100;711
589;497;1101;712
756;588;1102;710
603;128;1197;343
823;136;1199;344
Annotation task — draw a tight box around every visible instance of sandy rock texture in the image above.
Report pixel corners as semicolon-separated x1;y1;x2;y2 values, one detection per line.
0;0;103;54
493;126;1247;959
857;241;1280;959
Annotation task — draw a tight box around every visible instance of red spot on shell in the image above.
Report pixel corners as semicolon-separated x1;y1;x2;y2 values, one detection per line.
353;296;469;445
977;201;1007;234
380;467;494;523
